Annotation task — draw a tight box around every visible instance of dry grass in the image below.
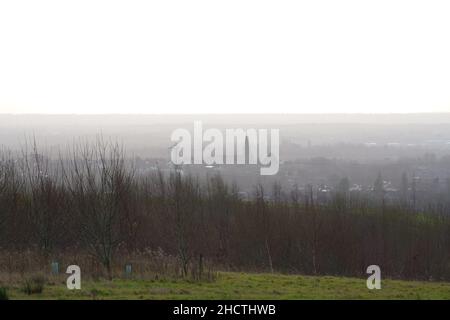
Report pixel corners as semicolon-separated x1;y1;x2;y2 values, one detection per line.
0;249;217;286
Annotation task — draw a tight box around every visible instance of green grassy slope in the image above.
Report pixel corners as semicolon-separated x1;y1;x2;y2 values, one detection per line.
4;272;450;300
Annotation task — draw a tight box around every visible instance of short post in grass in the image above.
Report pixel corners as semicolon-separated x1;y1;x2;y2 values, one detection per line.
124;264;132;278
51;261;59;275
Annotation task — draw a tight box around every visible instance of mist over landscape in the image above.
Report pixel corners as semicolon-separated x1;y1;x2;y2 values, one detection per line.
2;113;450;206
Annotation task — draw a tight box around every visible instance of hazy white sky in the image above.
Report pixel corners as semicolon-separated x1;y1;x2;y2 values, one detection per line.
1;0;449;114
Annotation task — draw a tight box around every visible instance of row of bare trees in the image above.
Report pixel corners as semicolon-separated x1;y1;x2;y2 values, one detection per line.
0;142;449;280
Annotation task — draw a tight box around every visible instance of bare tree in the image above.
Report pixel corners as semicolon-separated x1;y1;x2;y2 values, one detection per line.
21;140;66;257
255;184;274;273
0;152;23;243
63;140;135;279
167;171;200;277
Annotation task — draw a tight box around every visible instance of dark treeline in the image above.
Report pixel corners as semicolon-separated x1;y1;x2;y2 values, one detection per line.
0;141;449;281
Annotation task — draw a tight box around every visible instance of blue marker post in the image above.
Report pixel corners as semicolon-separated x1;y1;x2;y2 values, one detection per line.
125;264;132;278
51;261;59;275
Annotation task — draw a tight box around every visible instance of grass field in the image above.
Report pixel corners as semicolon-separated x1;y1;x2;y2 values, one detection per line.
3;272;450;300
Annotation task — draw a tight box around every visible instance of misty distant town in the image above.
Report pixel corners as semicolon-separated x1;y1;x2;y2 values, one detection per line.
2;114;450;209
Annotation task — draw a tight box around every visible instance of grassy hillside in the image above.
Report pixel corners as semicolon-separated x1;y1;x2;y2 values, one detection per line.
3;272;450;300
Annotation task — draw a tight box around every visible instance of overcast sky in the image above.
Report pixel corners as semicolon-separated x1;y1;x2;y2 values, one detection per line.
1;1;449;114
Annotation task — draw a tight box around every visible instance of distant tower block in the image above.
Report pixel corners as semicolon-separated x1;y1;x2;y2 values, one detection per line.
245;135;249;164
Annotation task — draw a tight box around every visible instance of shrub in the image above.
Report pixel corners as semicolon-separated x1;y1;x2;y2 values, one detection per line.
21;274;46;295
0;287;9;300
